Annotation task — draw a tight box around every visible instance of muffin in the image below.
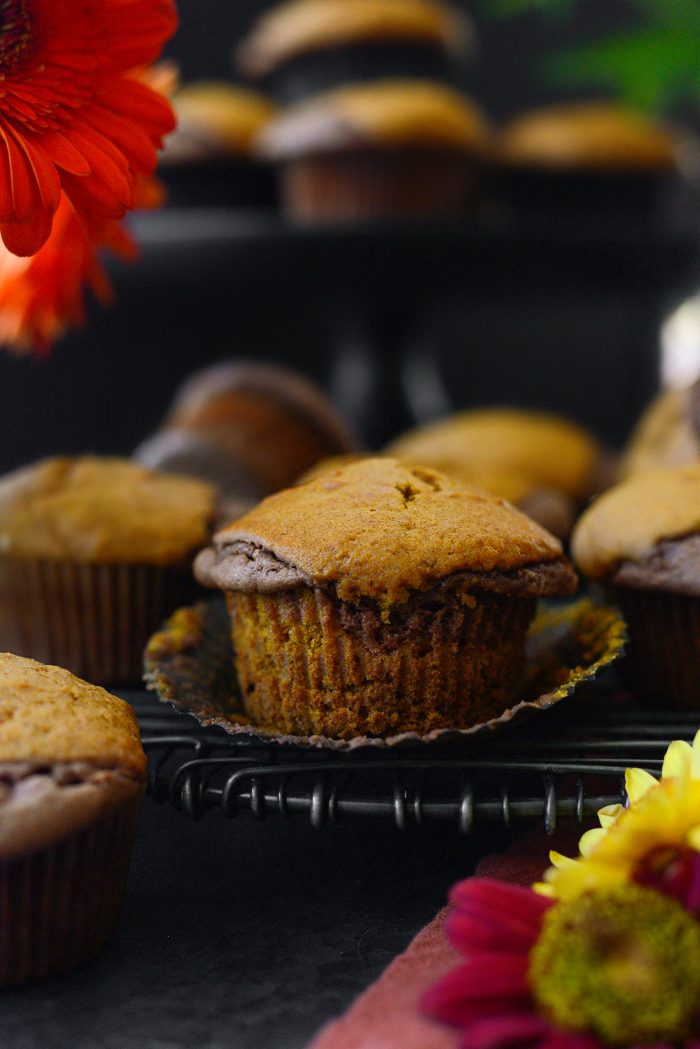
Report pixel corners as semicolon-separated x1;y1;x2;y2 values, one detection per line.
159;81;277;208
0;654;146;984
236;0;474;104
572;464;700;707
195;457;576;739
621;381;700;478
386;408;610;536
0;457;217;685
135;360;360;497
496;102;680;219
255;79;491;221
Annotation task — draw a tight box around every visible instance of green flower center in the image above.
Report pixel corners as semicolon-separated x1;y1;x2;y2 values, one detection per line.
0;0;33;76
529;884;700;1045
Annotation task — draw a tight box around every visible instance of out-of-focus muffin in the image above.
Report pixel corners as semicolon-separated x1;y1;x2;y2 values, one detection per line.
195;457;576;739
159;81;278;207
236;0;474;104
135;360;360;500
0;654;146;985
0;457;216;684
621;382;700;478
386;408;610;536
496;102;681;218
255;79;491;221
572;464;700;708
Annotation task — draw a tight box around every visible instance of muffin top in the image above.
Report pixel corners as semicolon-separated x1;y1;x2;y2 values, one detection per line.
386;408;601;501
162;82;277;163
196;457;574;608
237;0;473;78
0;456;216;564
255;80;490;159
572;464;700;585
0;653;145;777
498;103;679;172
621;384;700;479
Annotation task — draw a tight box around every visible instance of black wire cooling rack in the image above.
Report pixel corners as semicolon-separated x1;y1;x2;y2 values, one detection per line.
131;690;700;835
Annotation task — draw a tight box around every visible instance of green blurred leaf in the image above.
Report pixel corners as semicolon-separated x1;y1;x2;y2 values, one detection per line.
544;27;700;111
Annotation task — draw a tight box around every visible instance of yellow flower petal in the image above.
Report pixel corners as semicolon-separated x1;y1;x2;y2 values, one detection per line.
598;804;625;829
579;828;607;856
533;880;554;897
686;825;700;851
549;850;577;870
662;740;693;780
626;767;658;803
692;729;700;780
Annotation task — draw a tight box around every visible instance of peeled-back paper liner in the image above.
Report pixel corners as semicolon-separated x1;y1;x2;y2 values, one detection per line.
144;596;627;752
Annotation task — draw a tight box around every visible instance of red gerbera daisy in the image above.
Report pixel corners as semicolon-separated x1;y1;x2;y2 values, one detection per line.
0;0;177;257
421;878;700;1049
0;172;163;354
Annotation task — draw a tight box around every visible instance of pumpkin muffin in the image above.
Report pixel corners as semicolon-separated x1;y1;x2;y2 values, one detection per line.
159;81;278;208
0;456;217;685
496;102;681;218
621;382;700;479
236;0;474;103
255;79;491;221
196;457;576;739
137;360;360;497
572;464;700;707
0;653;146;984
386;408;609;536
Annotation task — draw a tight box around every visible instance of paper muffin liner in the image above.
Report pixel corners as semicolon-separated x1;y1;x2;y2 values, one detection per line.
228;587;537;738
279;149;477;223
0;786;143;986
144;596;627;751
0;558;198;686
608;585;700;709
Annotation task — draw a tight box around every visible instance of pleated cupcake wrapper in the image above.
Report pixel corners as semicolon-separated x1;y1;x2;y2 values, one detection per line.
144;594;627;749
280;150;477;223
228;587;536;738
0;558;197;686
609;585;700;709
0;789;143;986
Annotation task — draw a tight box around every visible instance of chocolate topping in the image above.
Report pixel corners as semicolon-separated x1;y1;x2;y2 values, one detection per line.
612;533;700;597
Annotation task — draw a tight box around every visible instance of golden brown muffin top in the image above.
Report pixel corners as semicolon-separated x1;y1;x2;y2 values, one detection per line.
255;80;491;159
237;0;473;78
0;653;146;777
164;82;277;162
621;386;700;479
498;103;679;172
196;457;570;608
386;408;600;501
572;464;700;578
0;456;216;564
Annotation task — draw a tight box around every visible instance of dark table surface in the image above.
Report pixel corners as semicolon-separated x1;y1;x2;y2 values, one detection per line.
0;749;511;1049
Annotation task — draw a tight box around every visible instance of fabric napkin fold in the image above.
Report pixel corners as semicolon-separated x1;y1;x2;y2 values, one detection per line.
308;826;585;1049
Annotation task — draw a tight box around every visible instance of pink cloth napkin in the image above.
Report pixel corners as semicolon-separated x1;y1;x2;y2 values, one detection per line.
308;827;585;1049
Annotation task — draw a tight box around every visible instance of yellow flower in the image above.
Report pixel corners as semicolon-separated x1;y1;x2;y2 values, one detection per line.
535;730;700;900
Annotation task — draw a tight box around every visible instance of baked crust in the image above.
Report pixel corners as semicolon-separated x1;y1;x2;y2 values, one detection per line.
0;456;216;564
572;464;700;579
196;457;575;608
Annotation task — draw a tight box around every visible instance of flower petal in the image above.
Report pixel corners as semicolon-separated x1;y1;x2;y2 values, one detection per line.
461;1014;550;1049
662;740;693;780
625;768;658;804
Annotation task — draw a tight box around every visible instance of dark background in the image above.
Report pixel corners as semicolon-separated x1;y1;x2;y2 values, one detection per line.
0;0;698;469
